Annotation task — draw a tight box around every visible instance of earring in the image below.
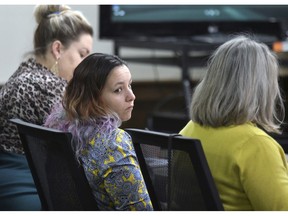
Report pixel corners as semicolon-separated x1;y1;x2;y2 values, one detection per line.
50;58;59;76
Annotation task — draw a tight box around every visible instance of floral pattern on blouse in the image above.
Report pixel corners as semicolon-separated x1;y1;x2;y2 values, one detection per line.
44;105;153;210
81;128;153;210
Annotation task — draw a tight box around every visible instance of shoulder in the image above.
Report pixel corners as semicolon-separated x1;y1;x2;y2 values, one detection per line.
106;128;135;152
235;124;287;168
114;128;132;143
14;58;66;91
220;123;284;154
86;127;133;151
243;131;283;155
236;123;282;149
83;128;136;168
180;120;194;136
107;128;134;152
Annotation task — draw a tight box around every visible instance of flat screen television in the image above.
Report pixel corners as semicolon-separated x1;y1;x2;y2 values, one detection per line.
99;5;288;43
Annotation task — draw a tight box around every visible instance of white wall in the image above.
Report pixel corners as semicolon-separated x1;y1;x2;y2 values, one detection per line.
0;5;206;85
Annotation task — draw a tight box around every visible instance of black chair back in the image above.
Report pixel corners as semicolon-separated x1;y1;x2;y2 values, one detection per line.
125;128;224;211
10;118;98;211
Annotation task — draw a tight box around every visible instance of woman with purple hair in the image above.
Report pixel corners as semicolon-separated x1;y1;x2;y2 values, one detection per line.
44;53;153;210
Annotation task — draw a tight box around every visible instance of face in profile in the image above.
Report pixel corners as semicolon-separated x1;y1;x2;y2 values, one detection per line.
58;33;93;81
100;65;136;121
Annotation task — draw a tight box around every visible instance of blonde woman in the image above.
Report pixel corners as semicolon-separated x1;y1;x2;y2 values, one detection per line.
0;5;93;210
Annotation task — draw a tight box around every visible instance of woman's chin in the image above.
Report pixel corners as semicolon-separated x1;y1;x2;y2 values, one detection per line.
121;114;132;122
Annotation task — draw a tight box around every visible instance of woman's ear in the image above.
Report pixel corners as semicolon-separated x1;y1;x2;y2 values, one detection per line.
51;40;62;60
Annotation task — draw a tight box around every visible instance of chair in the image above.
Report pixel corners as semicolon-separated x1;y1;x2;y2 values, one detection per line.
9;118;99;211
125;128;224;211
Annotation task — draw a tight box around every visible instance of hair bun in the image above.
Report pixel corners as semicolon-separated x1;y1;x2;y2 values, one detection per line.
34;5;71;24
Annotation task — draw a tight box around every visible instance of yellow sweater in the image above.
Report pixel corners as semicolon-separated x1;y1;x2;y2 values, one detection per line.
180;121;288;210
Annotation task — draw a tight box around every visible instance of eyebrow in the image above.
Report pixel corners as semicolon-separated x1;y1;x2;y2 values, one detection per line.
113;78;132;86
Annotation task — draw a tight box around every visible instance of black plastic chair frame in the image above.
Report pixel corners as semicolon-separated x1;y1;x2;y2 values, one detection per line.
9;118;99;211
125;128;224;211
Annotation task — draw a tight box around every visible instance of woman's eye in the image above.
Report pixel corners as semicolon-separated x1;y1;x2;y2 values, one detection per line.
114;88;122;93
80;52;88;58
128;84;132;89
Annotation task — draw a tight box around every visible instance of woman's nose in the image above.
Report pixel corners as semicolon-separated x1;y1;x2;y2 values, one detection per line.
127;89;136;101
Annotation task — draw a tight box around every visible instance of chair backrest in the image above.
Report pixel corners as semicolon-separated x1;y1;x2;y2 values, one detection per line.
125;128;224;211
9;118;98;211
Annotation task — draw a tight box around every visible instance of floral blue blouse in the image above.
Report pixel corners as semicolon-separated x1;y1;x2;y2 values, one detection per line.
44;105;153;210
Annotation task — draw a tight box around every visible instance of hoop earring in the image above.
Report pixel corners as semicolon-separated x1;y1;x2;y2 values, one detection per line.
50;58;59;76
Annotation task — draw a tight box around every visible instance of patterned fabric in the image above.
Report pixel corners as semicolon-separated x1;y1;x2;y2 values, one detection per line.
0;58;67;154
44;105;153;210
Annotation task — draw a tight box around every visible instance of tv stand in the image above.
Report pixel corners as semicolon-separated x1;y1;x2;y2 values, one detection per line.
114;37;277;117
191;33;277;44
191;33;232;44
114;39;221;116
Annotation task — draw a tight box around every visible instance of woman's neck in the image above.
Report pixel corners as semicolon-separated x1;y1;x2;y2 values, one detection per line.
35;54;54;70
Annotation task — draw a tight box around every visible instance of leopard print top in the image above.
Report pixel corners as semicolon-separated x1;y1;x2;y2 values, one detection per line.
0;58;67;154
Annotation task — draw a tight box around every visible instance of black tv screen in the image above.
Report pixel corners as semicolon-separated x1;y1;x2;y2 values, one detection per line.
99;5;288;42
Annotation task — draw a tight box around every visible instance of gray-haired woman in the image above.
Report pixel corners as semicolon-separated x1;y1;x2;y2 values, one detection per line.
178;35;288;210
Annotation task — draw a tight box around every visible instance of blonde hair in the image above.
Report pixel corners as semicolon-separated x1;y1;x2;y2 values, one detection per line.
190;35;284;133
33;5;93;57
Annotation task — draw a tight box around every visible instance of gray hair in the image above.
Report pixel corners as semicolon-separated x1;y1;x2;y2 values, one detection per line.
33;5;93;57
190;35;284;133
